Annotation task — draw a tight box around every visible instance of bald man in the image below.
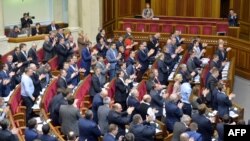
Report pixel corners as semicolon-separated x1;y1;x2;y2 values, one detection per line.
92;88;108;123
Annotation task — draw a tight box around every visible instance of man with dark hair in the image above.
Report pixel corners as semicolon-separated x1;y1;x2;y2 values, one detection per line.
103;124;123;141
216;114;231;141
25;118;39;141
8;26;21;38
38;124;57;141
185;122;202;141
78;110;101;141
0;119;19;141
106;42;121;80
89;67;102;99
59;95;81;136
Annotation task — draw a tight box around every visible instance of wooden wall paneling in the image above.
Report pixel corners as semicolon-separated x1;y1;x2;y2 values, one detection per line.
175;0;186;16
241;0;250;22
186;0;195;16
211;0;221;18
195;0;202;17
167;0;176;16
118;0;131;17
131;0;142;16
203;0;212;17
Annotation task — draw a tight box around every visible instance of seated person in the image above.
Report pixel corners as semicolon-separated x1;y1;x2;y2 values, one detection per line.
25;118;39;141
32;23;43;36
8;26;21;38
0;119;19;141
142;3;154;19
38;124;58;141
47;21;59;33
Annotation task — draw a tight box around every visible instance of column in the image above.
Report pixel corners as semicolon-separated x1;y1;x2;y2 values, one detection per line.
0;0;9;55
53;0;64;22
79;0;102;43
67;0;80;42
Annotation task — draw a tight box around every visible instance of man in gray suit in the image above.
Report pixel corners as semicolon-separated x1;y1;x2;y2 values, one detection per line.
59;95;82;136
172;114;191;141
96;56;110;87
97;97;111;135
187;50;200;76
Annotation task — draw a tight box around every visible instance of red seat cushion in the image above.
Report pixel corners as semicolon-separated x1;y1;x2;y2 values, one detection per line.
175;25;187;33
9;85;21;115
189;26;200;34
48;56;58;71
162;24;173;33
216;23;229;33
202;26;213;35
108;79;116;99
167;83;174;94
37;48;44;62
149;24;159;32
1;50;15;63
136;23;146;32
137;80;147;101
44;79;58;112
75;75;92;108
123;23;133;30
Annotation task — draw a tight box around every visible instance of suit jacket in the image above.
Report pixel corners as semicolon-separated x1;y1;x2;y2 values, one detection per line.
49;93;68;126
187;57;198;74
0;129;18;141
126;57;136;66
31;28;42;36
30;72;42;98
165;101;183;132
210;60;223;72
81;47;92;71
56;44;72;69
24;128;39;141
12;52;20;63
150;90;164;117
215;49;227;62
186;131;202;141
18;51;30;70
103;133;116;141
89;74;102;97
217;92;232;117
96;61;107;87
43;41;54;61
96;43;108;58
172;122;188;141
127;95;140;113
138;49;149;71
92;94;103;123
114;78;129;103
146;79;155;94
106;48;118;70
28;48;38;65
178;70;191;83
57;77;67;89
67;64;80;86
158;60;169;85
116;40;124;48
56;33;65;41
78;118;101;141
46;24;59;33
59;105;81;136
192;113;213;141
175;36;183;46
0;71;11;97
216;123;224;141
108;110;131;138
130;122;156;141
38;134;58;141
206;75;218;91
97;105;110;134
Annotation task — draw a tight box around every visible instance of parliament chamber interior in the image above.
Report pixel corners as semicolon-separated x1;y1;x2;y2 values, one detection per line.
0;0;250;141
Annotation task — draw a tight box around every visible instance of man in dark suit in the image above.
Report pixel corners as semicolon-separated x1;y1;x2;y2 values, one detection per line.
210;54;225;72
67;55;81;87
49;88;69;126
174;30;185;46
216;115;230;141
89;67;102;98
78;110;102;141
57;69;68;89
187;50;200;76
46;21;59;33
24;118;39;141
215;43;231;63
59;96;82;136
38;124;58;141
0;63;14;97
103;124;120;141
57;38;73;69
147;33;160;63
158;53;169;85
0;119;19;141
29;63;44;98
228;9;238;26
18;43;31;72
165;94;183;133
28;43;39;65
81;42;96;76
108;103;134;139
162;46;177;72
216;84;234;117
92;89;108;123
116;36;124;49
185;122;202;141
56;28;65;40
172;115;191;141
20;13;33;29
127;88;140;115
43;35;56;61
98;97;111;135
206;67;219;91
129;114;156;141
192;104;213;141
115;71;130;111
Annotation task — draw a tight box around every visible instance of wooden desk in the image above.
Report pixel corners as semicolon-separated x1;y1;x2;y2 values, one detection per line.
8;34;45;43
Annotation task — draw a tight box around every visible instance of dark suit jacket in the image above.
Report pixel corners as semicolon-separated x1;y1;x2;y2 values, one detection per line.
28;48;38;65
0;129;18;141
78;118;101;141
57;77;67;89
49;93;68;126
81;47;92;73
30;72;42;98
164;52;177;71
217;92;232;117
215;49;227;62
210;60;223;72
178;70;191;83
192;113;213;141
114;78;129;103
103;133;116;141
92;94;103;123
187;58;198;74
130;122;156;141
127;95;140;112
0;71;11;97
43;41;54;61
138;49;149;72
96;43;108;58
165;101;183;132
89;74;102;97
18;51;30;70
216;123;224;141
108;110;131;138
38;134;58;141
31;28;42;36
67;65;80;86
158;60;169;85
56;44;72;69
12;52;20;63
172;122;188;141
24;128;39;141
146;79;154;94
46;24;59;33
20;17;33;28
206;75;218;91
150;90;164;117
116;41;124;48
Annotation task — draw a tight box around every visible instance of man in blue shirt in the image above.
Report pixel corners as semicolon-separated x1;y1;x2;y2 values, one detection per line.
21;67;35;121
180;82;192;116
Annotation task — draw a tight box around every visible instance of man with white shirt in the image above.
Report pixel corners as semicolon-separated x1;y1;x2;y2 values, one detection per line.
180;82;192;116
21;67;35;121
